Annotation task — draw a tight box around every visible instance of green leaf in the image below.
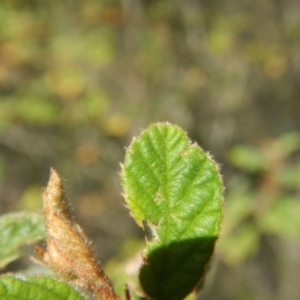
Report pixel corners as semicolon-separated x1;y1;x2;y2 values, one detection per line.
220;224;259;265
258;195;300;238
0;212;46;269
277;164;300;189
0;276;85;300
121;123;223;300
223;191;253;234
276;131;300;156
228;145;265;172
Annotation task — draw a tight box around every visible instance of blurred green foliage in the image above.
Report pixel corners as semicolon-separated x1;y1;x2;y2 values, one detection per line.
0;0;299;299
0;212;45;269
223;132;300;265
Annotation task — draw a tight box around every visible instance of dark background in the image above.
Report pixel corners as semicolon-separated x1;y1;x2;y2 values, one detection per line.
0;1;299;299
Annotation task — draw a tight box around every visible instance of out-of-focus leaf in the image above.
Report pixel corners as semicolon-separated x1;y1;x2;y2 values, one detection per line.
16;98;60;125
104;114;131;137
104;239;144;297
0;98;60;126
258;196;300;238
276;131;300;156
207;23;233;54
45;66;86;100
222;192;253;235
0;276;85;300
78;30;115;65
11;185;42;211
122;123;223;300
0;212;46;269
79;89;108;120
277;164;300;189
228;145;265;172
220;224;259;265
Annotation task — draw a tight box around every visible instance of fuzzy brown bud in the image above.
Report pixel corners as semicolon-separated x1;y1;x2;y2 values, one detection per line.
37;168;119;300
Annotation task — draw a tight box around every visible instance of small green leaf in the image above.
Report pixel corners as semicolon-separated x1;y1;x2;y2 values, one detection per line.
0;276;85;300
0;212;46;269
258;195;300;238
276;131;300;155
228;145;265;172
220;224;259;265
121;123;223;300
277;164;300;189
